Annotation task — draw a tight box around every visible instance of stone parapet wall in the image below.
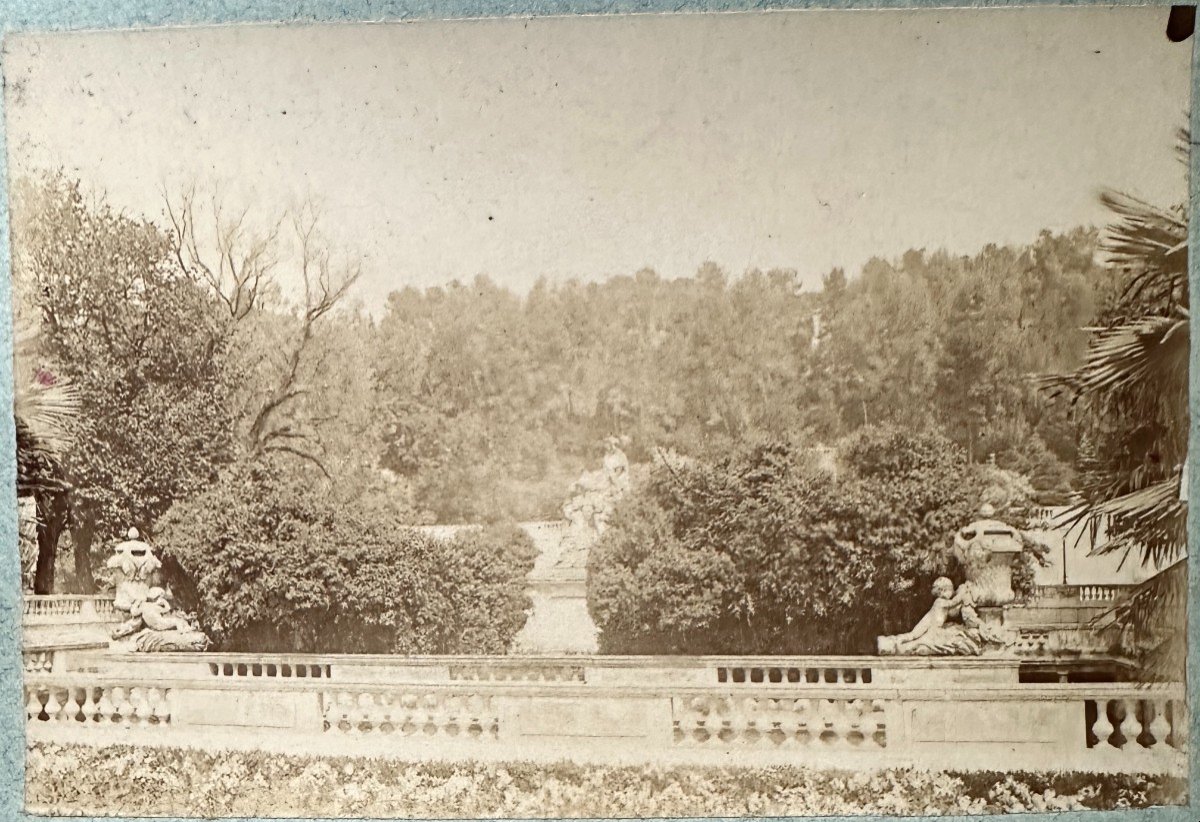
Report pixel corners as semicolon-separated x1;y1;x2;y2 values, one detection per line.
68;652;1026;688
22;655;1186;775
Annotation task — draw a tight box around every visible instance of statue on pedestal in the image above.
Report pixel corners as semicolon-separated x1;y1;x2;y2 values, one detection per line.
877;577;1008;655
556;438;630;569
878;506;1023;656
108;528;209;652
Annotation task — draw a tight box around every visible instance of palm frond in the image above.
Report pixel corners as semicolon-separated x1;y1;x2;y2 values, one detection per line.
1052;474;1185;570
1091;559;1186;683
1063;314;1187;399
1096;190;1188;314
12;316;80;484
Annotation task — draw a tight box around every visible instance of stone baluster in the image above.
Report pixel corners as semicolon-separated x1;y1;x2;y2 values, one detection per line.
379;692;399;733
112;687;134;727
831;700;855;746
57;688;81;723
1149;701;1173;750
356;691;375;733
25;688;44;721
131;687;153;726
446;694;466;736
42;688;62;722
397;693;416;734
163;688;176;724
740;696;761;743
147;688;167;724
80;688;98;724
1092;700;1115;747
1117;699;1140;750
96;688;115;723
422;693;442;735
334;690;354;732
865;700;886;747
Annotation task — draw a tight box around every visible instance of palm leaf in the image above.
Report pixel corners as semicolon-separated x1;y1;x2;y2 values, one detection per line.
1090;559;1186;683
12;317;79;491
1096;191;1188;314
1042;314;1187;400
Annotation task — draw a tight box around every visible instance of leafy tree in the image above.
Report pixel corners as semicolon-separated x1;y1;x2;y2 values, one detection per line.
11;174;236;591
156;460;536;653
587;427;1035;654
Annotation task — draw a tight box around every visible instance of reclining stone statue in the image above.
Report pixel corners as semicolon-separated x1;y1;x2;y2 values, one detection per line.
107;528;210;652
878;506;1023;656
877;576;1005;656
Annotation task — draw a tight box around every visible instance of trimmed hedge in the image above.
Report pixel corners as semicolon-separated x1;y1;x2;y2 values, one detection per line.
26;743;1184;818
156;464;536;653
588;427;1042;654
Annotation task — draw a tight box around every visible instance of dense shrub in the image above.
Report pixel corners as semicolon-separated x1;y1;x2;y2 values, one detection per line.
588;427;1040;655
26;743;1184;818
156;463;536;653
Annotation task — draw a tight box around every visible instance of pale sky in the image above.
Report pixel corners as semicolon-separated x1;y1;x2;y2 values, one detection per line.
3;7;1192;309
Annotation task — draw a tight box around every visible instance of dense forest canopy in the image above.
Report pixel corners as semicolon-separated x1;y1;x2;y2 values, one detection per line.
376;228;1110;521
13;173;1117;591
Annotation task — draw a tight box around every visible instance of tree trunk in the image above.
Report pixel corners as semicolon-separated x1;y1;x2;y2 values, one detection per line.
72;511;97;594
32;491;68;594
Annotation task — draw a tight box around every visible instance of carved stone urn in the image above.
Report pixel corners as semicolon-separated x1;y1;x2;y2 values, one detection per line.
106;528;210;652
951;505;1024;606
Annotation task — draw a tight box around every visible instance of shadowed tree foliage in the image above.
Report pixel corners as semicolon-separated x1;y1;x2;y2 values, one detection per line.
11;175;237;592
156;459;536;653
586;428;1041;655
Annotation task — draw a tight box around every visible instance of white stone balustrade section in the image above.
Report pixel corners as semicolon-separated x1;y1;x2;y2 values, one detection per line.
23;650;54;674
68;653;1015;689
24;595;120;625
1031;585;1127;603
673;694;888;748
209;660;333;679
321;688;501;738
23;661;1187;775
716;665;874;685
1088;696;1188;752
25;677;173;727
448;663;585;682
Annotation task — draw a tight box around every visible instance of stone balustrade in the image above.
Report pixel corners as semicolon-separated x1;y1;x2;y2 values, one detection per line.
672;694;889;748
1031;584;1128;603
1089;695;1183;752
25;677;174;727
23;650;55;674
23;656;1187;774
24;595;120;625
66;652;1024;689
321;688;501;738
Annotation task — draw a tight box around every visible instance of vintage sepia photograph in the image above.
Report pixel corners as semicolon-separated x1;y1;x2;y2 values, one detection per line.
8;6;1192;817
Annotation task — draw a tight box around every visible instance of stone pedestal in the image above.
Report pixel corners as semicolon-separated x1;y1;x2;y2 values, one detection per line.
952;516;1023;606
512;571;599;654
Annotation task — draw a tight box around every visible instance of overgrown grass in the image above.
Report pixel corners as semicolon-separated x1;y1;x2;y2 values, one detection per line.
26;743;1186;818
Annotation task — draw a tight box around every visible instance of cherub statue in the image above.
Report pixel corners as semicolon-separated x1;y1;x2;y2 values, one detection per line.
107;528;209;652
877;577;983;656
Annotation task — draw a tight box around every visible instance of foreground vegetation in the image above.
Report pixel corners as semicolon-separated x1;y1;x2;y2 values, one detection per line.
26;743;1185;817
589;427;1047;654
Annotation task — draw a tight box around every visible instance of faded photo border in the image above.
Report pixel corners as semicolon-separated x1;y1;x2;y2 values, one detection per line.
0;1;1195;821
